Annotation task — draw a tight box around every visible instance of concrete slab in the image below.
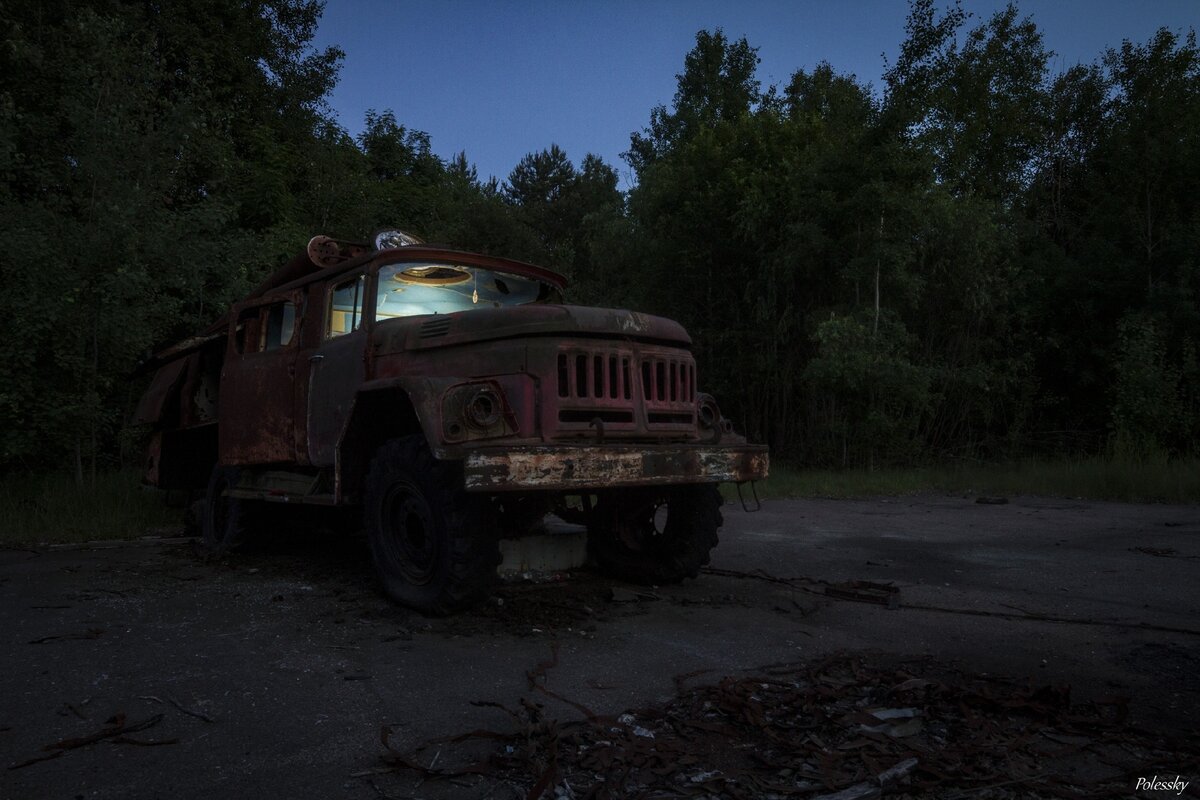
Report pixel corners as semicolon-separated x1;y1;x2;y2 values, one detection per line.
0;494;1196;798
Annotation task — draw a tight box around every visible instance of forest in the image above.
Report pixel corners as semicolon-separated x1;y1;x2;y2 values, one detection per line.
1;0;1197;481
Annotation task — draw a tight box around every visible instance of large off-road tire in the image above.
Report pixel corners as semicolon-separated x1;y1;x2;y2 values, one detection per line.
586;483;723;585
364;436;500;615
202;466;255;555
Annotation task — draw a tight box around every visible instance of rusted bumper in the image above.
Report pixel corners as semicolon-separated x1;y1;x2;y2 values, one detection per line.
463;444;768;492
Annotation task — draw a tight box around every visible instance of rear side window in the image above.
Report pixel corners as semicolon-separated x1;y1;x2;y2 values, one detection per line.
263;302;296;350
233;300;297;354
233;307;259;354
329;275;365;337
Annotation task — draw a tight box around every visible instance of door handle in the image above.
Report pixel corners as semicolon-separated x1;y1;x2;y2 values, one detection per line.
309;354;325;363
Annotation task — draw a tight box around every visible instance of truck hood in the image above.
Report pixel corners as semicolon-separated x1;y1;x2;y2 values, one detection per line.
373;304;691;353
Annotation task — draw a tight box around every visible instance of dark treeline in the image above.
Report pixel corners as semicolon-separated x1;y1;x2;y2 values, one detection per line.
1;0;1197;478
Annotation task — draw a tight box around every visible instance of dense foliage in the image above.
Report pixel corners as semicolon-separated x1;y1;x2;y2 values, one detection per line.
1;0;1196;477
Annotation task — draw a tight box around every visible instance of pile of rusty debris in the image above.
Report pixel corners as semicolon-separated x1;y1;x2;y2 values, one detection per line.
379;651;1198;799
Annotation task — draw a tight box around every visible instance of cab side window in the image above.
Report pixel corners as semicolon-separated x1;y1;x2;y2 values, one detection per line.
328;275;366;337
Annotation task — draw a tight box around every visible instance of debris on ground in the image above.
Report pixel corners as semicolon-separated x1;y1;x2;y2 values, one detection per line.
823;581;899;609
377;651;1200;799
1130;546;1199;560
9;712;172;770
608;587;661;604
27;628;105;645
137;695;216;723
430;574;647;638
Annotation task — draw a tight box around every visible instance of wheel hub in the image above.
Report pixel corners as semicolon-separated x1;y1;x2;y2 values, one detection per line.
382;484;438;585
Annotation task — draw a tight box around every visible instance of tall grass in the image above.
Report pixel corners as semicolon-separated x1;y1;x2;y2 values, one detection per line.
743;457;1200;503
0;470;182;545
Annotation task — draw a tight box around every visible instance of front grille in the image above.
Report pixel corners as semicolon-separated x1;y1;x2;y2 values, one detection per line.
648;412;694;424
559;409;635;424
557;353;632;400
641;352;695;428
554;345;696;434
640;357;695;404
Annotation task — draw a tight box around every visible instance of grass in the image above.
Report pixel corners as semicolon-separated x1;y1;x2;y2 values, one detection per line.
0;470;183;546
2;455;1195;546
738;456;1200;504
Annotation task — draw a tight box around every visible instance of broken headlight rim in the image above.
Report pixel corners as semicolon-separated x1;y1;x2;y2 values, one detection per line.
464;385;504;430
696;393;725;443
697;394;721;430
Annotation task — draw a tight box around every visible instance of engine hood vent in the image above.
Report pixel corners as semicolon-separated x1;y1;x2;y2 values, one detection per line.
418;317;452;339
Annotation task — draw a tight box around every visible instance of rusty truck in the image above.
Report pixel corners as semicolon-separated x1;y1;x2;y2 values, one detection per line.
134;230;768;614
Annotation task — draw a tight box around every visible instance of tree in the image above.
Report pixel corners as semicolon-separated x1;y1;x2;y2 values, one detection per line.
0;0;345;476
804;313;932;467
505;144;578;261
627;29;760;175
1110;314;1181;455
1023;28;1200;453
884;1;1049;203
502;146;624;300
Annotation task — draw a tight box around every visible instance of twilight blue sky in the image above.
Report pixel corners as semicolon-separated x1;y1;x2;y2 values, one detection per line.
312;1;1198;189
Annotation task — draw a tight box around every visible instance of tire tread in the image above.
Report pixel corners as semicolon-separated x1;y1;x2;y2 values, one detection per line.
364;436;498;615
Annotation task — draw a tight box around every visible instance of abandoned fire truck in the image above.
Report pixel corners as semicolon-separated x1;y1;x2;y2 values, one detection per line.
134;230;768;614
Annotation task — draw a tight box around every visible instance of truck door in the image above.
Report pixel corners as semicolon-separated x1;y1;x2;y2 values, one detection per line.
218;292;304;465
300;272;370;467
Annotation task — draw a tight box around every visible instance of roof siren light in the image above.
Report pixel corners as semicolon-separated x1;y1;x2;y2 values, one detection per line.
373;228;423;250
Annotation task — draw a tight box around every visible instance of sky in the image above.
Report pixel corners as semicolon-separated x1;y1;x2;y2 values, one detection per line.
311;1;1198;190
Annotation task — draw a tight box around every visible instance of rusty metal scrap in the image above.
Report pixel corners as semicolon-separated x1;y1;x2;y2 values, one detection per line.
376;650;1200;799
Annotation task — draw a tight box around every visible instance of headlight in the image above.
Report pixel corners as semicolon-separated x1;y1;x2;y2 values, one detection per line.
696;393;725;442
465;386;503;429
697;393;721;430
442;381;514;443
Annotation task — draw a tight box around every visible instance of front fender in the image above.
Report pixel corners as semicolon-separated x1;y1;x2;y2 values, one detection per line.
333;377;456;502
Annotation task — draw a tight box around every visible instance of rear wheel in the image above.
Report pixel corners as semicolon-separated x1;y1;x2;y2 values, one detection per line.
364;436;499;615
586;484;723;585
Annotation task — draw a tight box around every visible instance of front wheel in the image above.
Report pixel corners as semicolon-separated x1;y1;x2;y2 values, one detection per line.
364;436;499;615
586;484;723;585
202;466;259;554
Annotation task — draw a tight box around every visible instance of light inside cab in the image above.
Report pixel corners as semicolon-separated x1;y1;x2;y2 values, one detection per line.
375;262;545;318
393;265;470;285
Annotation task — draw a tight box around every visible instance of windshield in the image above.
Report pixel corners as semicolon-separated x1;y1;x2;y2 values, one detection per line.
375;262;549;319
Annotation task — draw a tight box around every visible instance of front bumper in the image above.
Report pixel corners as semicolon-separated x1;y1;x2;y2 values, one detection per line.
463;443;769;492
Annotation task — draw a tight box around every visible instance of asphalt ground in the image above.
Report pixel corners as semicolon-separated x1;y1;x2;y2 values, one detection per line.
1;495;1197;799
